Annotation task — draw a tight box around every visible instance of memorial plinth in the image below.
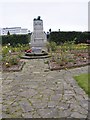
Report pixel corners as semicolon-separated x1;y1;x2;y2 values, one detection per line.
31;16;47;50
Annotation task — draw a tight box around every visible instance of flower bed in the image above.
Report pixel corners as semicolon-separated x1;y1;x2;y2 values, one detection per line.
1;44;29;72
2;60;25;72
49;44;89;70
1;54;25;72
49;59;89;71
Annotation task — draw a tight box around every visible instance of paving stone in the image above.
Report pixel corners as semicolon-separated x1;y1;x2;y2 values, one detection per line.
56;102;70;110
21;84;39;89
20;89;38;98
54;89;64;94
64;90;74;94
2;113;12;118
65;97;78;104
2;100;14;106
70;112;87;118
8;105;21;114
74;87;87;95
78;100;88;110
19;99;34;112
37;108;59;118
31;94;43;99
74;94;86;101
22;112;33;118
10;111;23;118
33;112;41;118
40;89;54;95
48;101;58;108
50;94;62;101
72;106;88;115
33;102;47;109
29;98;42;104
41;94;50;102
58;109;71;118
2;105;8;112
62;94;75;101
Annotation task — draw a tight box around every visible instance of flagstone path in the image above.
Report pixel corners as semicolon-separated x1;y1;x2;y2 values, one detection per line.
2;59;89;118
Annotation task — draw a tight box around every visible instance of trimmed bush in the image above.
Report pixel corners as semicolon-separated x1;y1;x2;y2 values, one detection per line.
2;34;30;46
48;31;89;44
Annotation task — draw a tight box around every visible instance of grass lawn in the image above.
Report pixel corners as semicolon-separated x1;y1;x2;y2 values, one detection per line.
74;73;90;97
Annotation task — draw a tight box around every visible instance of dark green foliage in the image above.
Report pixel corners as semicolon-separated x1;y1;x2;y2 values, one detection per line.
49;28;51;33
49;41;57;51
75;32;88;44
9;56;19;65
48;31;89;44
7;31;10;35
2;34;30;46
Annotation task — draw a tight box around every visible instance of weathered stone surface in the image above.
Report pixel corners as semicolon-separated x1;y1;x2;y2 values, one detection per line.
56;102;70;110
22;112;33;118
37;108;59;118
2;59;89;118
19;99;34;112
50;94;62;101
20;89;38;98
70;112;87;118
33;102;47;109
48;101;58;108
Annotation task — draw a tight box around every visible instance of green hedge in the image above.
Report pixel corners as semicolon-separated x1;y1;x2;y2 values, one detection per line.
1;34;31;46
48;31;89;44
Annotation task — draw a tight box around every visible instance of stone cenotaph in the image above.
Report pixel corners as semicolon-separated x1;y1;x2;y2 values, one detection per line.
31;16;47;51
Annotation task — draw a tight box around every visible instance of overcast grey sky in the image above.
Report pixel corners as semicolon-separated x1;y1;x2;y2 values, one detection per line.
0;0;89;32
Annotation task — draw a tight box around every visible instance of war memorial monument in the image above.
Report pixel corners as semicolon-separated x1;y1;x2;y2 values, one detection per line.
22;16;49;59
31;16;47;51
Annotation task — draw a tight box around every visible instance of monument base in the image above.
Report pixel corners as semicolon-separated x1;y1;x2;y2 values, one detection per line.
25;52;48;56
21;54;51;59
21;47;50;59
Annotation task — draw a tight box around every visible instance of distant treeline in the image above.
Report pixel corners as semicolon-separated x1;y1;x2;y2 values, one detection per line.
47;31;90;44
1;34;30;46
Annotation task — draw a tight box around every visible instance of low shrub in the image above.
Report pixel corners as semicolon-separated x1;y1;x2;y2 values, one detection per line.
9;56;19;65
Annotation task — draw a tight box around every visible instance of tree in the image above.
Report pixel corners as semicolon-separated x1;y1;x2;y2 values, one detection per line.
58;29;60;32
49;28;51;33
7;31;10;35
